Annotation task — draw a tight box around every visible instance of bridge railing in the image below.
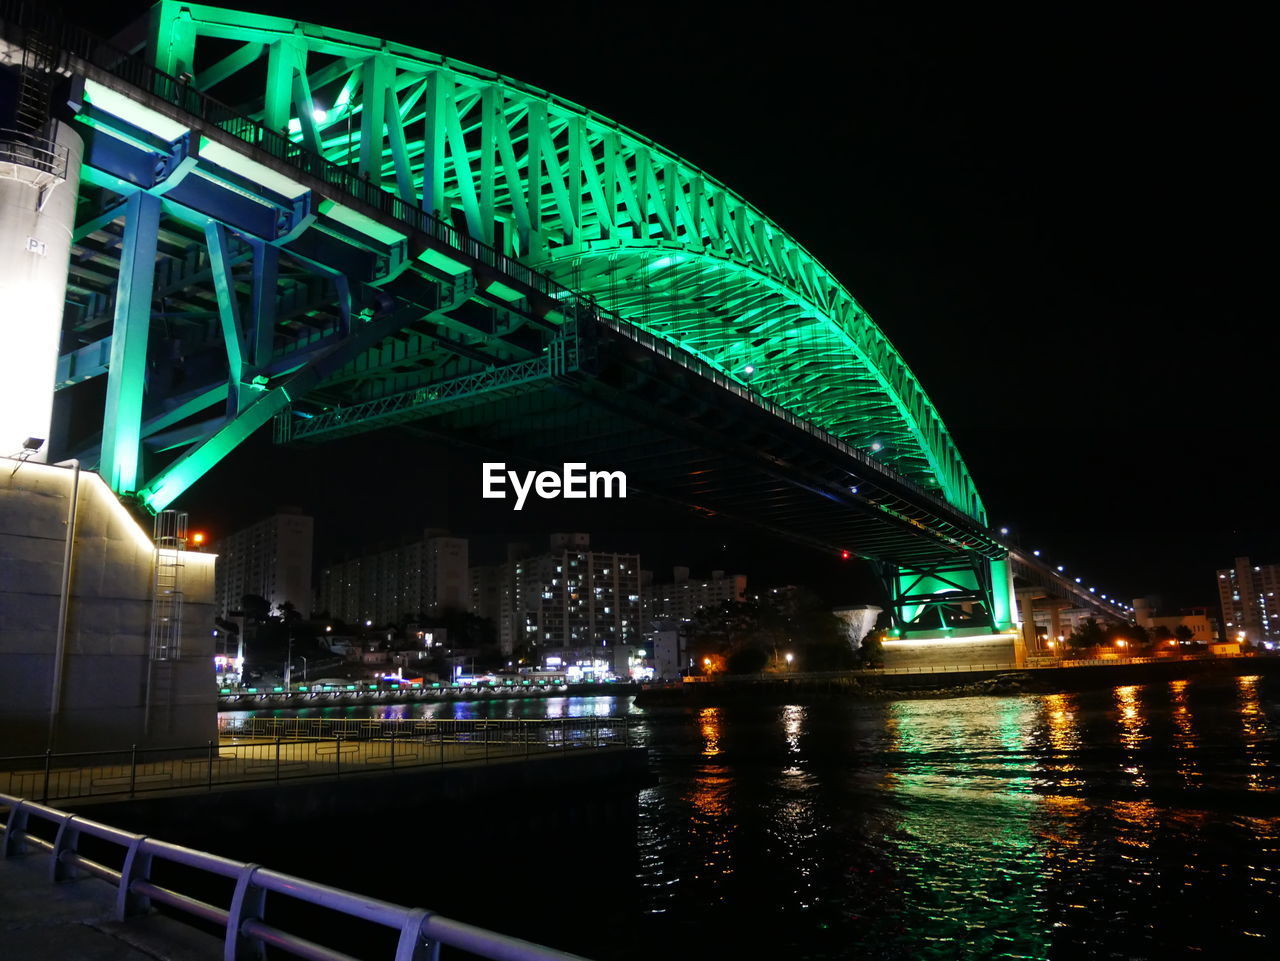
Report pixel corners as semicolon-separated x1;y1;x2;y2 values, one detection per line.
217;715;629;744
0;793;592;961
0;0;989;539
0;718;631;804
0;126;69;178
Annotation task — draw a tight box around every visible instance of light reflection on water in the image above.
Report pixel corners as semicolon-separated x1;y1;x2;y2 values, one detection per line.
229;676;1280;959
1170;679;1202;788
1238;675;1273;792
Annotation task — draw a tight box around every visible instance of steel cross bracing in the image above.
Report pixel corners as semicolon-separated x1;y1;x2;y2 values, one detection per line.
282;334;576;444
135;0;986;524
876;556;1002;634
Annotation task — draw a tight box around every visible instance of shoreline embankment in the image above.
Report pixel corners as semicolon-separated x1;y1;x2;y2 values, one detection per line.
634;656;1280;707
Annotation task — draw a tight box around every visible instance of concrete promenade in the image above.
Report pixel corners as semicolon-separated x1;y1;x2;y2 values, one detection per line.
0;853;221;960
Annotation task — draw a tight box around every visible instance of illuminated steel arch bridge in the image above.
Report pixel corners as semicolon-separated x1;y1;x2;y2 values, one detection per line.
1;0;1125;636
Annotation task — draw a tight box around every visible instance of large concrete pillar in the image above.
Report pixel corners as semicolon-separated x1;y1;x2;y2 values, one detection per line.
0;121;83;461
0;457;218;753
1014;589;1043;667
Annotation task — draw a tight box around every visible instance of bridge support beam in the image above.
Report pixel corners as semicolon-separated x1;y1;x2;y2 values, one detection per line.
1015;589;1046;667
880;554;1015;638
101;191;160;494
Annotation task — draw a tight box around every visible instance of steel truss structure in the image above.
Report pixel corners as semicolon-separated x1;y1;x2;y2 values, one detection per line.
0;0;1137;633
876;556;1000;635
138;0;983;521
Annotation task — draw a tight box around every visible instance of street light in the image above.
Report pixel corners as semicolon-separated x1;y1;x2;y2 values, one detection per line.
785;652;794;672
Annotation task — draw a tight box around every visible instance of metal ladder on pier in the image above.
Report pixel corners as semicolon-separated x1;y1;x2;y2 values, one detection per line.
14;26;57;136
145;511;187;733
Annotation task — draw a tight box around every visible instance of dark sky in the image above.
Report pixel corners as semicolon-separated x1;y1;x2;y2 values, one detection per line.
64;2;1272;608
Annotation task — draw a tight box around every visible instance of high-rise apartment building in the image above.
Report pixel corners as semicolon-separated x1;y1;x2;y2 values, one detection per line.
468;534;641;657
470;562;510;646
316;531;469;625
646;567;747;627
1217;557;1280;645
213;508;314;618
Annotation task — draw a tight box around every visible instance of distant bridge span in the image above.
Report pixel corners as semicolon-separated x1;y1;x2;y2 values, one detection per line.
0;0;1127;636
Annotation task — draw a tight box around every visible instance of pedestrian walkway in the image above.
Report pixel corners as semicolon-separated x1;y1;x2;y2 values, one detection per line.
1;794;592;961
0;853;221;960
0;717;630;805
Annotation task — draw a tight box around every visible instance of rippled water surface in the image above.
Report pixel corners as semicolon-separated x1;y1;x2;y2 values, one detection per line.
227;674;1280;960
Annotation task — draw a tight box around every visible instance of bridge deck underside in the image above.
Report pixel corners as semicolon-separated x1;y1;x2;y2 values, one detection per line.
299;329;1001;568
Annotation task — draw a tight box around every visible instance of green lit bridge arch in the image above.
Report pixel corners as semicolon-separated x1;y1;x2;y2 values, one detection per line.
148;0;984;522
4;0;1146;638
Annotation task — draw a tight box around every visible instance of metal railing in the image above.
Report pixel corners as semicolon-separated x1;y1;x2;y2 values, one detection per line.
0;126;69;178
675;652;1256;685
0;718;632;804
688;664;1019;684
217;715;627;743
0;793;592;961
215;679;633;705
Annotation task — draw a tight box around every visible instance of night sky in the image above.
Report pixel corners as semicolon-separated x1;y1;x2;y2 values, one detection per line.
63;2;1271;609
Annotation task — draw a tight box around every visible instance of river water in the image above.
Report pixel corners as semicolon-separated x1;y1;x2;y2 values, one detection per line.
223;673;1280;960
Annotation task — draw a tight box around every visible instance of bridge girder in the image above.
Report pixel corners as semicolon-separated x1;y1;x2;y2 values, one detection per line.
141;0;986;524
0;0;1033;635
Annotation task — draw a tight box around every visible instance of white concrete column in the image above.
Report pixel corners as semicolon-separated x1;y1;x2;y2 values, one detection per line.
0;121;83;460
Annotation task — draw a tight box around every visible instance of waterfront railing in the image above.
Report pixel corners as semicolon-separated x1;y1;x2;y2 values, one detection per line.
0;717;632;804
0;793;593;961
216;714;626;742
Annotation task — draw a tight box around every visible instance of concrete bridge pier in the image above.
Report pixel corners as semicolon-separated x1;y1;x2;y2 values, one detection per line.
0;458;218;755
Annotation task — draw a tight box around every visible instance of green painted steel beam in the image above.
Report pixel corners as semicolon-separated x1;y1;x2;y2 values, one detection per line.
100;191;161;494
204;221;245;415
249;241;279;367
137;301;431;510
